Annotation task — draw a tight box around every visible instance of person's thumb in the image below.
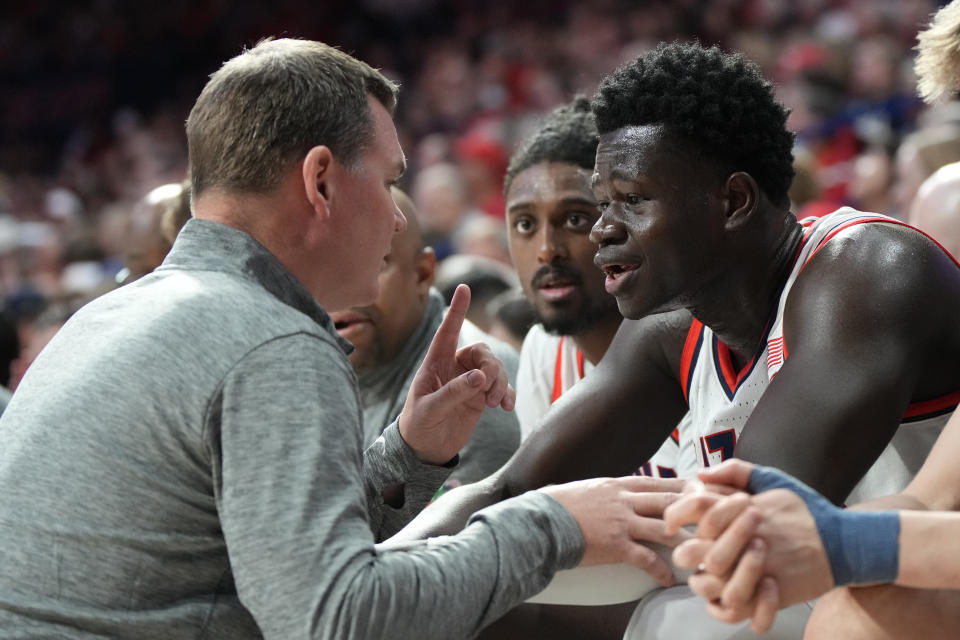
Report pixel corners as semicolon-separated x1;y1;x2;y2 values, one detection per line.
436;369;487;408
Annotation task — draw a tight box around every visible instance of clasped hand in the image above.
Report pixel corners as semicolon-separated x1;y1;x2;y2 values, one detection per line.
663;460;833;633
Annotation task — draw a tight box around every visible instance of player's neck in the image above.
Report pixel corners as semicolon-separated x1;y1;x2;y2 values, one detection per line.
693;211;803;367
571;314;622;365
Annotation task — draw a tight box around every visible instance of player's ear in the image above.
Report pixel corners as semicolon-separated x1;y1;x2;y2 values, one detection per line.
302;145;335;221
723;172;759;231
415;247;437;299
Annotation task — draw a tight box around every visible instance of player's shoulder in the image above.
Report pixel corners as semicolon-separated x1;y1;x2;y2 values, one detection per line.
788;210;960;340
800;210;958;284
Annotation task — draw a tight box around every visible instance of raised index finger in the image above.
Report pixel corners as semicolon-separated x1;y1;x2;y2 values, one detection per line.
425;284;470;363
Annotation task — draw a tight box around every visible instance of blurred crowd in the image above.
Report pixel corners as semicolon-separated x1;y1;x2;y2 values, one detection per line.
0;0;956;391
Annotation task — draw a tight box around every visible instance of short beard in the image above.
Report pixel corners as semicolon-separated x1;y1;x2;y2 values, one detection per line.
539;298;619;336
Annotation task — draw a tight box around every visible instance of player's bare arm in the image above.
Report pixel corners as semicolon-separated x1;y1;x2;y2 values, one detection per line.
392;310;690;541
735;222;960;503
500;309;690;493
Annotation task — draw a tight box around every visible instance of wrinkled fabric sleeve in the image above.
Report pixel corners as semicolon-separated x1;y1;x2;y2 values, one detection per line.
210;333;584;640
363;421;454;538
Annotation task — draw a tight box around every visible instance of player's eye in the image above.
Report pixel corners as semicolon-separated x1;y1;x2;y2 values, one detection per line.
512;218;535;234
566;213;592;229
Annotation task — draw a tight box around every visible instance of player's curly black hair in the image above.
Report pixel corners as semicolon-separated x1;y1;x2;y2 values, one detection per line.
504;96;599;196
592;42;795;206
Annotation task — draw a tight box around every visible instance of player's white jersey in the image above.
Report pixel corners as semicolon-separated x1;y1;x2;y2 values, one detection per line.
516;324;590;439
516;323;697;478
682;208;960;504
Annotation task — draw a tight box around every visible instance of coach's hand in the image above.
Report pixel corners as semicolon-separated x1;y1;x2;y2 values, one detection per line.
399;284;515;465
542;476;690;586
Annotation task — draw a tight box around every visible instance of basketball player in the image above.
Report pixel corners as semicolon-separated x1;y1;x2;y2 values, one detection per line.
661;5;960;637
395;41;960;639
483;97;693;640
505;96;691;479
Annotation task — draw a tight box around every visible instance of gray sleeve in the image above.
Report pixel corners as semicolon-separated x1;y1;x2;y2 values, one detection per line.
363;420;454;538
210;333;584;640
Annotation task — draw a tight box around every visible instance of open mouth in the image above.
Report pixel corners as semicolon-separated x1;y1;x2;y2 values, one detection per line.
537;277;578;301
601;263;639;293
602;264;639;279
331;312;372;338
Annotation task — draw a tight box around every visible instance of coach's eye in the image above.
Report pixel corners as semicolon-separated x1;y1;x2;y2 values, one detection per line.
625;193;646;206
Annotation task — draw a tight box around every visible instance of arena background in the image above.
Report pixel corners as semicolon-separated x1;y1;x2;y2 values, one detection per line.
0;0;952;387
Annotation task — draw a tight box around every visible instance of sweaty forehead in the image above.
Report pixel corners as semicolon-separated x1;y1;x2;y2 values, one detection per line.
507;162;594;206
593;125;667;178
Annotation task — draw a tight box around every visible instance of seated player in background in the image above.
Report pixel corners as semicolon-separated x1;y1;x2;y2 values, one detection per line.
504;96;690;479
330;188;519;494
394;41;960;640
477;97;696;640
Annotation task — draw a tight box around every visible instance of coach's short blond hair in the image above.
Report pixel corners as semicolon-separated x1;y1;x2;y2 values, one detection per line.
186;38;398;196
916;0;960;104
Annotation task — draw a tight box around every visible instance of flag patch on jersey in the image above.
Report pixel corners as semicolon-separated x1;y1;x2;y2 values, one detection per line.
767;336;785;370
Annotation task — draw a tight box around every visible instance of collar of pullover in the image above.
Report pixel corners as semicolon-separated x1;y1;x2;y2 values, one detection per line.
159;218;354;354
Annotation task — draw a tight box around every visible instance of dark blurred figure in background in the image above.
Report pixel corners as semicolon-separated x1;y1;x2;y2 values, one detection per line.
434;253;518;333
0;310;18;413
485;288;536;353
160;178;192;246
117;181;188;284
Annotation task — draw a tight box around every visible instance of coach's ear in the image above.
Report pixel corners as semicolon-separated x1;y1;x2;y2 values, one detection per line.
723;172;760;231
302;145;334;221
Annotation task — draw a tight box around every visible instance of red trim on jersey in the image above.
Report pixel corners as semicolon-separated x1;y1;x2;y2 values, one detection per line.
714;340;740;393
551;337;565;403
903;389;960;421
792;215;824;262
551;336;585;404
680;318;705;403
713;338;765;398
800;217;960;273
786;216;960;414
